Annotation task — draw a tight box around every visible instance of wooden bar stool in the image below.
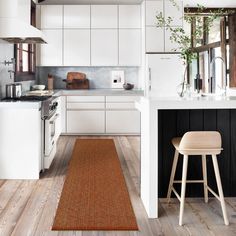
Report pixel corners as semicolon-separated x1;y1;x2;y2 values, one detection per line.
167;131;229;226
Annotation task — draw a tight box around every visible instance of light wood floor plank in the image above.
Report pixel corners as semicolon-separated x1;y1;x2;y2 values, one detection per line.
0;136;235;236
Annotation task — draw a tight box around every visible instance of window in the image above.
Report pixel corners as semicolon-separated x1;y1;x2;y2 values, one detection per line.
14;1;36;82
184;9;234;91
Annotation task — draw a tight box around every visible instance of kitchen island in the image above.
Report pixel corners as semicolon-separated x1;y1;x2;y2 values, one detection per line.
137;96;236;218
0;100;42;179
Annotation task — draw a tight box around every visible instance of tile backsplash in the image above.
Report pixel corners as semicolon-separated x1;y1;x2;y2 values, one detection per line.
36;67;141;89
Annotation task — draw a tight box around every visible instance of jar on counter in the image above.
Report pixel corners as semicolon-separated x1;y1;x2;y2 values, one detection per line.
48;74;54;91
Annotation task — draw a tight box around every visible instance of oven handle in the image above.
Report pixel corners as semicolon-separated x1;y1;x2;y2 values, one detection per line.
49;113;60;124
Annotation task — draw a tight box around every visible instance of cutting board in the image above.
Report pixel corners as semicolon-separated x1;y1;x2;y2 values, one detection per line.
63;72;89;90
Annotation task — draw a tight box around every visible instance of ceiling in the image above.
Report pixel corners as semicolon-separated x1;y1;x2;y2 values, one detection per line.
38;0;236;7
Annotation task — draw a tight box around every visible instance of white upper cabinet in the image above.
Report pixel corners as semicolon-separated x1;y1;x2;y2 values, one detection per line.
164;0;183;26
146;27;164;52
145;0;183;53
91;29;118;66
64;29;90;66
40;29;63;66
40;5;63;29
145;0;163;26
91;5;118;28
119;29;141;66
119;5;141;28
64;5;90;28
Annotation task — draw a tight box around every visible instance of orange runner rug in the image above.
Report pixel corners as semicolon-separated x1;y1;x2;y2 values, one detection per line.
52;139;138;231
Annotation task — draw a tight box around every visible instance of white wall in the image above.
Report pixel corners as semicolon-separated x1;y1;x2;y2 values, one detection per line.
0;40;14;98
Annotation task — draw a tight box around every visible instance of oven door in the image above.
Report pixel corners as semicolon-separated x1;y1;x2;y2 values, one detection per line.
44;112;60;156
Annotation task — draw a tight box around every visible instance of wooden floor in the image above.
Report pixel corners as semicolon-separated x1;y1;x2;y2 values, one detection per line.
0;136;236;236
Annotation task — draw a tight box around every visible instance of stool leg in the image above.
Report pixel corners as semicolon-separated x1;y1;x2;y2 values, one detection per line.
167;150;179;203
212;154;229;225
179;155;188;226
202;155;208;203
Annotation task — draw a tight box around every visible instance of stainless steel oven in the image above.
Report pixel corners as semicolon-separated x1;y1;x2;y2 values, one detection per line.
41;96;61;170
44;111;60;156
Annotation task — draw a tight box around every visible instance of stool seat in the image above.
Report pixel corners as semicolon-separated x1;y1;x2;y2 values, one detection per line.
171;137;223;155
167;131;229;226
172;137;181;149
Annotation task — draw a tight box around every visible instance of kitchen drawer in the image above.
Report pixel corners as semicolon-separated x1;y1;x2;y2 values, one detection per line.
67;102;105;110
106;102;135;110
106;110;140;134
67;110;105;133
67;96;105;103
106;96;140;103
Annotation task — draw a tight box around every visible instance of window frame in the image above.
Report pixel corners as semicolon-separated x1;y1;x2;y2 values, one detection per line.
14;0;36;82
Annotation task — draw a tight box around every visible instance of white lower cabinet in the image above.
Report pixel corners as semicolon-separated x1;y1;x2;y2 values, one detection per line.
106;110;140;134
65;95;141;134
67;110;105;134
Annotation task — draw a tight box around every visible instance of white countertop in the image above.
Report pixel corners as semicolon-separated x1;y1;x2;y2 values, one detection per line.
0;89;144;109
0;100;41;109
55;89;144;96
138;95;236;110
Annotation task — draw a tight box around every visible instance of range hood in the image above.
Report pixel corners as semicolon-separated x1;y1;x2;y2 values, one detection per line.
0;0;46;44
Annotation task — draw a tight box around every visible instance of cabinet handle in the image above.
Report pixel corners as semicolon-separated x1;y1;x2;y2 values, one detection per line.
160;57;171;60
149;68;152;91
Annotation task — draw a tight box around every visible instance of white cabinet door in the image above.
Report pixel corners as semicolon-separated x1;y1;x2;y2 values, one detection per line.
64;29;90;66
106;96;140;102
164;0;183;26
145;0;163;26
40;5;63;29
119;29;141;66
91;29;118;66
165;27;180;52
106;110;140;134
67;110;105;134
119;5;141;28
146;27;164;52
67;96;105;102
91;5;118;28
147;54;183;97
40;29;63;66
64;5;90;28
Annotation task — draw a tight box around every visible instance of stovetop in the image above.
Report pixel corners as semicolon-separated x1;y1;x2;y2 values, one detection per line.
2;96;52;102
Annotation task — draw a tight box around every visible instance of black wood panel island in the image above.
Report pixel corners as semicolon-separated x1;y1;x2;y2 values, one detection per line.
158;109;236;198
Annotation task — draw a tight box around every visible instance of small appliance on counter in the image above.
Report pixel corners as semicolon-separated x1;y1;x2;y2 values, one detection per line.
6;83;22;99
63;72;89;89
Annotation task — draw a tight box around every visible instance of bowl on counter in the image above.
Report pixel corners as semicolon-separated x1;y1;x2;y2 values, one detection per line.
123;83;134;90
32;85;46;90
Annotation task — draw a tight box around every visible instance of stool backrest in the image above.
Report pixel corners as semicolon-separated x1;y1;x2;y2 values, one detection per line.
179;131;222;151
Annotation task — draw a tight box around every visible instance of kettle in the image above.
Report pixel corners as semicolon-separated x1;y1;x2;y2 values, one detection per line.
6;83;22;98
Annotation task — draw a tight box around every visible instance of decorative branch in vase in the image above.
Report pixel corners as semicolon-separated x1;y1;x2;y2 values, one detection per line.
156;0;230;97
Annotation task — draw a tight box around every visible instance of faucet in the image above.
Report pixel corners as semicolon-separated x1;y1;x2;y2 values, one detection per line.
3;58;15;66
8;70;16;80
209;56;227;96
